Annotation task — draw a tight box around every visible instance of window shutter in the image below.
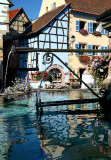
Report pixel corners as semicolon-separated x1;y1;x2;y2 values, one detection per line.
75;43;79;55
87;22;93;33
101;46;104;55
105;29;108;35
101;25;105;35
87;44;93;56
75;20;79;32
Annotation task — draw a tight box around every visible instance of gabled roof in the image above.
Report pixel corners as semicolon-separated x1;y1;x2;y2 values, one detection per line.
7;0;14;7
23;3;70;36
65;0;111;16
9;8;30;23
9;8;21;22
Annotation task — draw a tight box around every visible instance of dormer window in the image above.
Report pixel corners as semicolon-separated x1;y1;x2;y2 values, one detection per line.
46;7;48;13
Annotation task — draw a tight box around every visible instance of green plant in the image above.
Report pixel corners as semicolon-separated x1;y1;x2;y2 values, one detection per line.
5;78;32;92
90;54;110;83
33;71;48;80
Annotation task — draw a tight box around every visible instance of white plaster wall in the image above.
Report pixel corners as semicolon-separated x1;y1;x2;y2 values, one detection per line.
0;0;9;3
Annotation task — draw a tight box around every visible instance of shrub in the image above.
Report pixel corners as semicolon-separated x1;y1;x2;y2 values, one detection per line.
5;78;32;93
90;54;110;83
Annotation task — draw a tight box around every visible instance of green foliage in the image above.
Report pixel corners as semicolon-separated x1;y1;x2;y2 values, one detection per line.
90;54;110;84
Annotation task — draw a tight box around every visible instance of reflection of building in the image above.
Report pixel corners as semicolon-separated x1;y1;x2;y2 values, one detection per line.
16;4;69;88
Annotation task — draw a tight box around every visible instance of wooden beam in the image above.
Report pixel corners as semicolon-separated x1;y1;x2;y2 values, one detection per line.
38;98;104;107
16;47;111;53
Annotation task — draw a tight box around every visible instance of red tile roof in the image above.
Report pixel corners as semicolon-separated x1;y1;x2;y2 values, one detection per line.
9;8;21;22
24;4;70;36
65;0;111;15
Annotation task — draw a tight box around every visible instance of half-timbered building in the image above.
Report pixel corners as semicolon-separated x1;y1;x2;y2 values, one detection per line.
39;0;110;85
17;4;70;88
3;7;30;86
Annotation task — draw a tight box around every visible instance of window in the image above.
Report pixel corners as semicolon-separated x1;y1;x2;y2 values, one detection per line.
75;20;86;31
80;21;85;30
75;43;86;55
101;46;108;55
46;7;48;13
93;45;99;56
93;23;99;32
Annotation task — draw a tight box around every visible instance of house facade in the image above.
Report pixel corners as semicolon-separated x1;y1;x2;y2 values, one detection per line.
0;0;13;89
3;7;30;87
5;0;111;88
38;0;110;85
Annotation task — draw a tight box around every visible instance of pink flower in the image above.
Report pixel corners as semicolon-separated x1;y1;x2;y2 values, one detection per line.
106;59;109;62
100;58;104;62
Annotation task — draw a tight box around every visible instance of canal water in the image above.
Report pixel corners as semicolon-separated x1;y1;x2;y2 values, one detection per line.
0;90;111;160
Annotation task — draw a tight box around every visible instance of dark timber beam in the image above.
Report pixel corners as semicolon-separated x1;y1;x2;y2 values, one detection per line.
16;47;111;53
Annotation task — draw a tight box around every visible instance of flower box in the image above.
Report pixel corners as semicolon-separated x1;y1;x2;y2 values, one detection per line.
78;55;90;64
80;29;88;35
93;31;101;36
32;71;48;81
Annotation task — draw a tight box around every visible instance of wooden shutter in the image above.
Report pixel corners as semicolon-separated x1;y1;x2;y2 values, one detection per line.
87;44;93;56
75;43;79;55
75;20;79;32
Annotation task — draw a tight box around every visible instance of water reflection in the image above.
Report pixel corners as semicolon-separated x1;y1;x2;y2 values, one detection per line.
39;113;111;159
0;91;111;159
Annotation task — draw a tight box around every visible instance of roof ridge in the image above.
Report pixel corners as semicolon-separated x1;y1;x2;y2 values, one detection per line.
21;3;70;36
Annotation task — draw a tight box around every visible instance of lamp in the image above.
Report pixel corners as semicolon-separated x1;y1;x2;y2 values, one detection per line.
71;35;75;42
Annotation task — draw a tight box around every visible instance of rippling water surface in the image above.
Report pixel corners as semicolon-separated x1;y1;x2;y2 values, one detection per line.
0;91;111;160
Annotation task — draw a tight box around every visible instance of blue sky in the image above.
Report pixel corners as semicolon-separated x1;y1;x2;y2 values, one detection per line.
10;0;42;20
